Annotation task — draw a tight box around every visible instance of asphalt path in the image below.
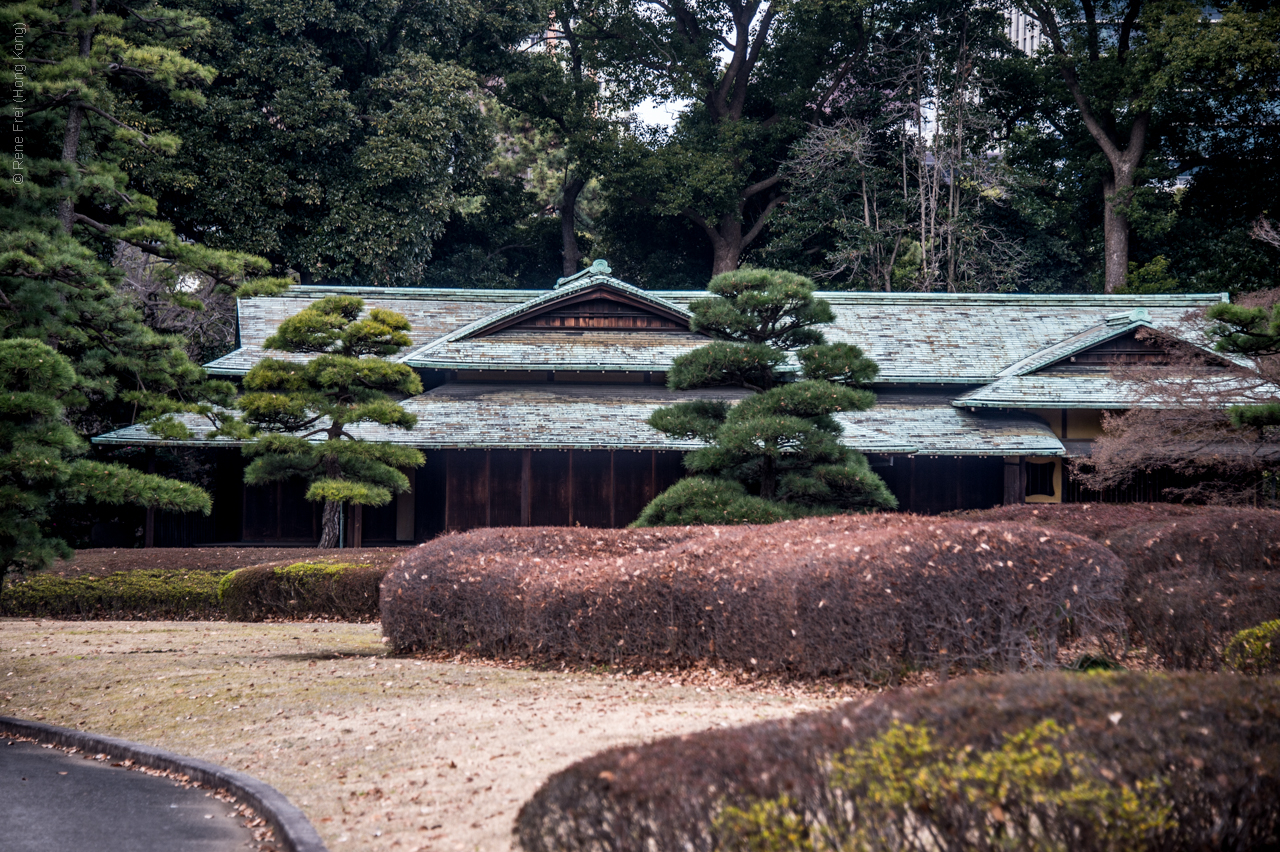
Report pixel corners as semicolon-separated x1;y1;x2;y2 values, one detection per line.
0;739;258;852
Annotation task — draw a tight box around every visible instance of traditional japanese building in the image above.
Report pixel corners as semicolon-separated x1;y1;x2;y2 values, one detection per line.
95;261;1237;545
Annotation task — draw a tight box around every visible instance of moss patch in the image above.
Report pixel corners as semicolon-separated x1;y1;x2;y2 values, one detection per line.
2;570;226;620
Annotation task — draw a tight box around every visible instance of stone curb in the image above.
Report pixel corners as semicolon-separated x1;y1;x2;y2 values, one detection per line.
0;715;328;852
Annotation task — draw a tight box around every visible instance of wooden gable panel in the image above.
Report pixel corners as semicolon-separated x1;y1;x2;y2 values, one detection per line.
513;296;687;331
1035;329;1226;373
1053;331;1167;368
471;285;694;337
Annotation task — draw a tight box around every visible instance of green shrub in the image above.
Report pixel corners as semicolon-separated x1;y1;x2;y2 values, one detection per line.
1;570;224;619
218;561;384;621
1224;619;1280;674
631;477;799;527
715;719;1172;852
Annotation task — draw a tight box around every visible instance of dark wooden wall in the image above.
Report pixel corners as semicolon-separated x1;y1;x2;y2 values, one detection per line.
418;449;685;536
868;454;1006;514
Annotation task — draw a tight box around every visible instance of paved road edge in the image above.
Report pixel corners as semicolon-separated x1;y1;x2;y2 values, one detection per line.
0;715;328;852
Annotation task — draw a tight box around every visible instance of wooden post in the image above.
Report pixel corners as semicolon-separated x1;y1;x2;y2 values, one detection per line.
520;450;532;526
908;456;917;513
351;504;363;548
444;452;451;531
484;450;492;528
609;451;616;528
649;451;656;502
1003;457;1025;505
144;448;156;548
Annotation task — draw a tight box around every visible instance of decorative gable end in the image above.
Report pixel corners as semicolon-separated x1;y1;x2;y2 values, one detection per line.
1033;328;1172;372
477;287;692;335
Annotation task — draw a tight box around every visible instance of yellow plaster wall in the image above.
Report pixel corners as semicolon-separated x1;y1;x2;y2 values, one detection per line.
1024;455;1063;503
1029;408;1105;439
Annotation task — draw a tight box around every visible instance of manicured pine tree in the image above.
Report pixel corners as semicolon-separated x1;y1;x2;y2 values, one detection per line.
634;269;896;525
240;297;426;547
0;340;211;596
1207;300;1280;429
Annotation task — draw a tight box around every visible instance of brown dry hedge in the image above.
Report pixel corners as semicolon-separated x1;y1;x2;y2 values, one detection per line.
515;672;1280;852
381;517;1126;679
218;562;385;621
959;504;1280;668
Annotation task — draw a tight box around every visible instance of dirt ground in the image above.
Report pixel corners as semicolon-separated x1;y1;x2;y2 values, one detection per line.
1;619;851;852
46;547;412;578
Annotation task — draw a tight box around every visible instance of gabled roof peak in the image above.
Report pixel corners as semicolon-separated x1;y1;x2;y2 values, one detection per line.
556;258;614;289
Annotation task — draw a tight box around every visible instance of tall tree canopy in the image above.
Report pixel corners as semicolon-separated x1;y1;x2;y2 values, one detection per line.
761;0;1028;291
137;0;545;285
240;297;425;547
1016;0;1280;293
635;269;895;525
3;0;284;430
496;0;622;278
578;0;886;275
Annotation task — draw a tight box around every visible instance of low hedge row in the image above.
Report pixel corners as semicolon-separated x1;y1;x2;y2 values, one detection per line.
1;562;386;621
381;517;1126;679
217;561;385;621
960;504;1280;668
516;672;1280;852
0;570;224;620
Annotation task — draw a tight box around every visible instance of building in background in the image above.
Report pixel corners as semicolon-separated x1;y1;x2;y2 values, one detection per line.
1008;9;1044;54
95;261;1238;545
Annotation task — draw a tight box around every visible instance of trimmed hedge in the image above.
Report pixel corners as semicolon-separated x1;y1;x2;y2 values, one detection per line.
958;504;1280;668
0;570;224;620
381;517;1125;679
515;672;1280;852
218;561;385;621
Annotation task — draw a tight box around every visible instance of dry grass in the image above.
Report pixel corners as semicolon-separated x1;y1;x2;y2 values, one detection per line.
0;619;843;852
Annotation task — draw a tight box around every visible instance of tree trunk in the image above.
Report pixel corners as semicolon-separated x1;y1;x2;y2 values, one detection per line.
57;105;84;234
319;500;342;548
759;456;776;501
58;1;95;234
710;213;744;275
561;175;585;277
1103;175;1133;294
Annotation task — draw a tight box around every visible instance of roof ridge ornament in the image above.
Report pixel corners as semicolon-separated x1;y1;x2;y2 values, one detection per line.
555;258;612;289
1105;307;1152;326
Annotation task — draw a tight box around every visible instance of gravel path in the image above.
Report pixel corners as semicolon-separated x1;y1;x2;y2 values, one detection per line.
1;619;843;852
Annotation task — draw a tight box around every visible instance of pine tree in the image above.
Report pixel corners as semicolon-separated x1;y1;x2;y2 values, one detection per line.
0;339;210;595
635;269;896;526
1207;300;1280;429
2;0;289;438
240;297;425;547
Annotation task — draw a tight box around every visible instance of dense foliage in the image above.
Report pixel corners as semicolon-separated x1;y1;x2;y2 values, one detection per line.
516;672;1280;852
136;0;544;285
0;339;209;593
715;719;1173;851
